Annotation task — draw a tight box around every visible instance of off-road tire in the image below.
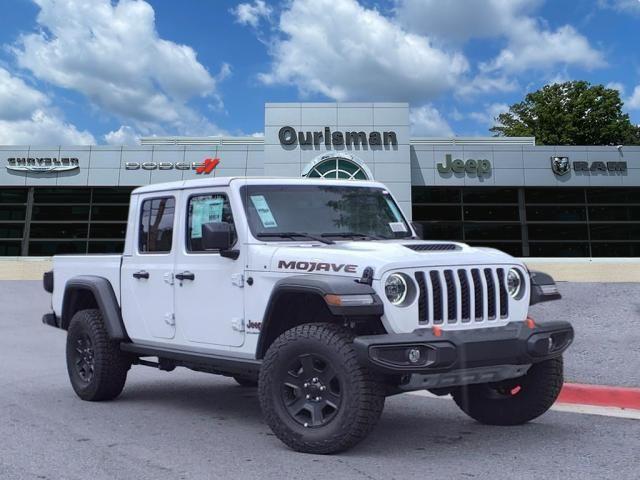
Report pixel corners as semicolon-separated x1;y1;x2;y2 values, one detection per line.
233;375;258;387
452;356;564;425
66;309;131;401
259;323;385;454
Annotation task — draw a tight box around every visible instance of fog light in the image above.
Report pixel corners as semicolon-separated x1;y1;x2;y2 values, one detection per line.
407;348;421;364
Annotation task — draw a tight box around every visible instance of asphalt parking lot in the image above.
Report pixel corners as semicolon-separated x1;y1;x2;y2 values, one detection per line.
1;280;639;480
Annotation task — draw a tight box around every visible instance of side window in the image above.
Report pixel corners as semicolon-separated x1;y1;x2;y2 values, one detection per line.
187;193;236;252
139;197;175;253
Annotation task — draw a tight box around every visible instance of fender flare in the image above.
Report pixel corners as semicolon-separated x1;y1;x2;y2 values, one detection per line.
256;274;383;358
61;275;129;341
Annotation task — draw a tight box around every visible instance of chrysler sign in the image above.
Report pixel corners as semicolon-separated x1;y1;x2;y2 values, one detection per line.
6;157;79;173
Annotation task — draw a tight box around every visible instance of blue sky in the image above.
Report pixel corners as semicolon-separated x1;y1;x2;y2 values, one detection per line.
0;0;639;144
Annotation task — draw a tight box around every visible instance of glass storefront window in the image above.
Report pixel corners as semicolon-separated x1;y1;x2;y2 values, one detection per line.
529;242;590;257
413;205;461;221
525;188;585;203
464;223;521;240
527;223;589;241
0;206;26;221
0;189;28;203
88;241;124;253
463;188;518;203
91;205;129;221
0;224;25;238
33;188;91;203
412;187;461;203
30;223;88;239
89;223;127;239
588;206;640;222
92;187;134;204
32;205;89;221
526;205;587;222
0;241;21;255
464;205;519;221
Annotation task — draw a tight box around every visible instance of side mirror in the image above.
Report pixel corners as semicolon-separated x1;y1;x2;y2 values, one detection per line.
411;222;424;239
201;222;237;258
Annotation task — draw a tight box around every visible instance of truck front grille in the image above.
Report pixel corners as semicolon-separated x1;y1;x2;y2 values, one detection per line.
415;267;509;325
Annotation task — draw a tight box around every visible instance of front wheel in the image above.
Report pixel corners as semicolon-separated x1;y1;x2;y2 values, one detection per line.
452;357;564;425
258;323;385;454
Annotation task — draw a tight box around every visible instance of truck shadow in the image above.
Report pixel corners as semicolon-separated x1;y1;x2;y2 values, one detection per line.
118;376;578;457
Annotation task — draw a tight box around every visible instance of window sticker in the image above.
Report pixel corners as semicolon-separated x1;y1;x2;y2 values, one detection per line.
191;197;224;239
389;222;408;233
250;195;278;228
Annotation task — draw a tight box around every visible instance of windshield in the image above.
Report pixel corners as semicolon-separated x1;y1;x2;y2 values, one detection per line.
241;184;412;241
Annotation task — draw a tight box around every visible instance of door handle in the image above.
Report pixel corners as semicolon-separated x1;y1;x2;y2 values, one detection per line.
175;271;195;281
132;270;149;279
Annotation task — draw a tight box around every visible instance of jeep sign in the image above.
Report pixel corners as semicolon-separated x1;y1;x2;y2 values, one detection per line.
437;154;491;176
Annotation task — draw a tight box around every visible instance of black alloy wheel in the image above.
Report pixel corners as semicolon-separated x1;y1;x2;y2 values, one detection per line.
281;352;342;428
74;334;95;383
259;323;385;454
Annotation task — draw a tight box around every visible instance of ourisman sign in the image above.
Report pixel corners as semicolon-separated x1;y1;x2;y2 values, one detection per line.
279;126;398;147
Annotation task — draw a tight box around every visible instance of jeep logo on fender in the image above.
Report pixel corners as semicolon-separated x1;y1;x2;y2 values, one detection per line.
278;260;357;273
437;154;491;176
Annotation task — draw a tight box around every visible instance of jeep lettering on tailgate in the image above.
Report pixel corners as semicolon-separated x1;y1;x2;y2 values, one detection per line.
278;260;358;273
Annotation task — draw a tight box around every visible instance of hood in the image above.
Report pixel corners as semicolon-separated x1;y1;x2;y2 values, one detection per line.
259;239;522;279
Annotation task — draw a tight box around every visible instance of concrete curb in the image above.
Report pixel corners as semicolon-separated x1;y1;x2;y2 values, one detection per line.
1;257;639;282
558;383;640;410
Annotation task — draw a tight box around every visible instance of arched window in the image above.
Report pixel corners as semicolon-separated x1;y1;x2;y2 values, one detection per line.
303;154;371;180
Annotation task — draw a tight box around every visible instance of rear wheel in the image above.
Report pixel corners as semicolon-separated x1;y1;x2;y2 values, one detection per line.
66;309;131;401
452;357;563;425
259;323;385;454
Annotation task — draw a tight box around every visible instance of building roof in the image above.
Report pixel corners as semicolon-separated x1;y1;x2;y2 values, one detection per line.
138;135;536;146
132;176;386;195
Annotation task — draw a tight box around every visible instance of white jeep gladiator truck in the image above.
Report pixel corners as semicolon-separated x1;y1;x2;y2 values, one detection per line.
42;177;573;454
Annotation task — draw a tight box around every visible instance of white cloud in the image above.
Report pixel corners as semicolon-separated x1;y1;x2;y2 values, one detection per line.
410;105;454;136
482;21;605;73
258;0;468;102
627;85;640;110
104;125;139;145
457;74;519;97
468;103;509;126
598;0;640;14
396;0;604;79
0;110;95;144
395;0;539;43
13;0;225;135
232;0;272;27
0;66;94;144
0;68;49;120
607;81;626;95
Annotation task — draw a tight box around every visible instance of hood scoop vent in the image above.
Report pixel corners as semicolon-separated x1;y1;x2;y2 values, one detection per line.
404;243;460;252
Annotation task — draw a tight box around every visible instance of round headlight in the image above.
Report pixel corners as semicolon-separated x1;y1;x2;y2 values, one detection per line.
507;268;523;298
385;273;408;305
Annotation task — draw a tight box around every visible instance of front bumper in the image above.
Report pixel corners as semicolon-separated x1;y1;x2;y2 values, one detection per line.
353;321;573;375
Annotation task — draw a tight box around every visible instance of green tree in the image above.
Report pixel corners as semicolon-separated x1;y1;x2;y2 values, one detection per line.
490;81;640;145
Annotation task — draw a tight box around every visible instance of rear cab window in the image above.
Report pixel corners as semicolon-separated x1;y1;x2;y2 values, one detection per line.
138;196;176;254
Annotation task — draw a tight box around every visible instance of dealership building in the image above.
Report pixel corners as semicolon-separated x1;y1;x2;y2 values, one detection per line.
1;102;639;257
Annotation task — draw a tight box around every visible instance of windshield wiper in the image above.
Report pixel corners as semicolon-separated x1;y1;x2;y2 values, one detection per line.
256;232;334;245
320;232;385;240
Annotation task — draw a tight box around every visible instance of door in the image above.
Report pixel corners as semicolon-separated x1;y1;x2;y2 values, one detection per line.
173;190;245;347
121;194;177;340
